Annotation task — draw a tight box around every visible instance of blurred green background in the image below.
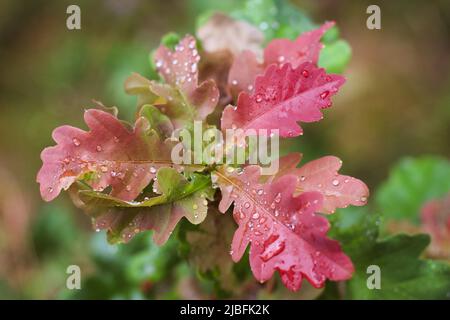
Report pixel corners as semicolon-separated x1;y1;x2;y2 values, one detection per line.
0;0;449;299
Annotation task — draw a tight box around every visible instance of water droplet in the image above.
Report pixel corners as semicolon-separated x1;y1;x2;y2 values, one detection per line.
259;21;269;30
150;166;157;174
155;60;163;68
96;145;102;152
320;91;329;99
255;94;263;103
274;210;279;217
278;55;285;63
48;187;53;193
231;79;238;86
95;228;100;232
360;196;367;202
192;204;198;210
226;166;235;173
260;235;285;262
229;250;234;255
113;136;120;143
188;40;196;49
301;70;309;78
247;84;253;91
300;176;306;181
172;59;178;65
252;212;260;219
72;138;80;146
126;185;131;192
244;202;251;209
332;179;340;186
274;193;282;203
190;63;197;73
257;189;264;195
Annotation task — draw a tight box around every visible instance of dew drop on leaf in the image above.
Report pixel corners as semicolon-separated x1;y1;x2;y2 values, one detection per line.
320;91;329;99
72;138;81;146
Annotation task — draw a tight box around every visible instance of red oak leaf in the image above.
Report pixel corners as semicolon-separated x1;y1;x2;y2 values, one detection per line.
270;153;369;214
228;22;334;98
153;35;219;122
264;21;334;68
213;165;354;291
222;62;345;137
37;109;176;202
228;50;265;100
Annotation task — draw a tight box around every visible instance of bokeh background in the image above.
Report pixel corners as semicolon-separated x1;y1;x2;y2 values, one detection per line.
0;0;449;299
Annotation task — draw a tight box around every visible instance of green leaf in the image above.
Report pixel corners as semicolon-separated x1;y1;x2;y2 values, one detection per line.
160;32;182;50
77;168;215;245
326;207;450;299
231;0;315;42
375;156;450;224
319;40;352;74
139;104;174;138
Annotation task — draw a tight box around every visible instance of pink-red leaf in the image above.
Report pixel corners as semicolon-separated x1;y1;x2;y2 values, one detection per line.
264;21;334;68
154;35;219;121
228;22;334;98
271;153;369;214
214;165;354;291
37;109;176;202
222;62;345;137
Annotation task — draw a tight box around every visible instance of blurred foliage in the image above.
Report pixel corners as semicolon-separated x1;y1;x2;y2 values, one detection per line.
325;206;450;299
31;203;78;259
376;157;450;224
61;232;182;299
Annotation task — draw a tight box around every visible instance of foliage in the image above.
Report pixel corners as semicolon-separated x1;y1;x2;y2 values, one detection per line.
35;0;449;298
325;207;450;299
376;156;450;224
